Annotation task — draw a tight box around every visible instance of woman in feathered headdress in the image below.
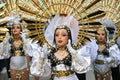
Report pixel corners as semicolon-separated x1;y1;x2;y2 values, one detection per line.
88;25;120;80
102;20;120;80
0;15;33;80
30;14;91;80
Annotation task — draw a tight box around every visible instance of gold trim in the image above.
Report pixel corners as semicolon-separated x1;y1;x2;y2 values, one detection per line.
53;70;74;77
12;52;24;56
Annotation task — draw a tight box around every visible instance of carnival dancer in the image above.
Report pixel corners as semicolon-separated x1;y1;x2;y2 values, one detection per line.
102;20;120;80
0;15;33;80
30;15;91;80
88;25;120;80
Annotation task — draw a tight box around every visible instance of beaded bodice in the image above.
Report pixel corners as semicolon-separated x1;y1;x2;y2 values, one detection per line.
48;52;72;67
9;37;25;56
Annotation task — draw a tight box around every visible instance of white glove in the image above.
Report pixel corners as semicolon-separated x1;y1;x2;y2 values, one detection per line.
106;57;115;63
67;39;76;53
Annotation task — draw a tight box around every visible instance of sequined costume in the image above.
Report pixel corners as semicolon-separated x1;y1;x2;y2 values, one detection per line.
0;33;33;79
0;0;119;80
88;39;120;75
30;44;91;80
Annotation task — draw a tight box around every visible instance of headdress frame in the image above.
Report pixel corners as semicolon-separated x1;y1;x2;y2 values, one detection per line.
6;15;22;35
44;14;79;48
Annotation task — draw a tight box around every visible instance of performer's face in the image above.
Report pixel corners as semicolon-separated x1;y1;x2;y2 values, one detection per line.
96;30;106;42
12;24;21;35
55;29;69;48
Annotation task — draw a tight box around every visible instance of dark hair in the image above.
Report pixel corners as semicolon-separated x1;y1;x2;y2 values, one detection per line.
53;25;72;45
